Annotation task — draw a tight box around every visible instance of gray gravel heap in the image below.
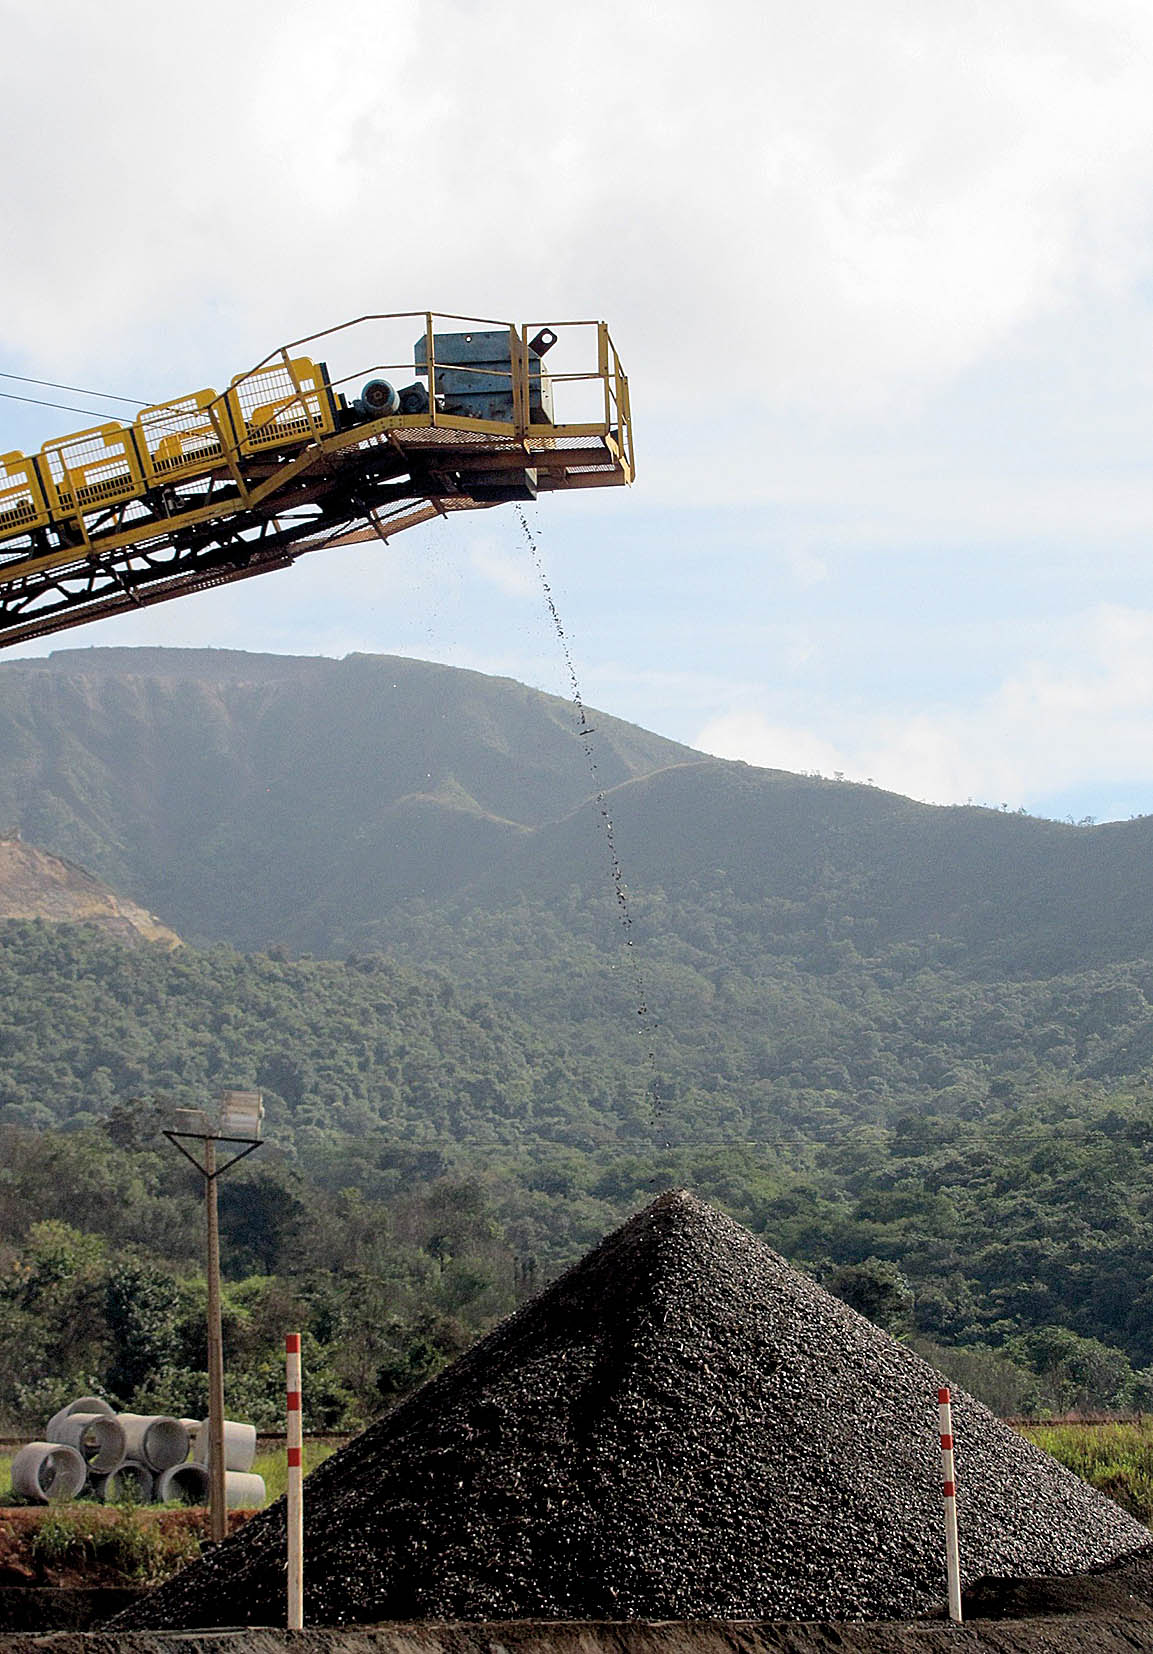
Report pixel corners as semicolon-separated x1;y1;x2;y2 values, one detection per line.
115;1190;1151;1629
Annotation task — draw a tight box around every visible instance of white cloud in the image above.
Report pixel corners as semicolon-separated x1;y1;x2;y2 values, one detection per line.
695;604;1153;815
4;1;1153;827
5;0;1153;412
784;543;829;588
694;714;851;781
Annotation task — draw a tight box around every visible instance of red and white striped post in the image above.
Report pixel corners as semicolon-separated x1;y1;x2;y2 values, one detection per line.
938;1385;962;1624
286;1333;303;1630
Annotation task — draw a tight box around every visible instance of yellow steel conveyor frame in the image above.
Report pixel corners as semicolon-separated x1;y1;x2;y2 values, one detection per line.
0;312;633;650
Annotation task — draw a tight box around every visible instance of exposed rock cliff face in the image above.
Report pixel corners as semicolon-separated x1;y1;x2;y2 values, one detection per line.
0;835;179;946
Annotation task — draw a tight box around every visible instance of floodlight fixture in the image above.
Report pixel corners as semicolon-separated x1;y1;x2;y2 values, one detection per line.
219;1089;264;1141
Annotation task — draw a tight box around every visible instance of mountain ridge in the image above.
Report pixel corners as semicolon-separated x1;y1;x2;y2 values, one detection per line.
2;646;1152;980
0;647;697;946
367;754;1153;978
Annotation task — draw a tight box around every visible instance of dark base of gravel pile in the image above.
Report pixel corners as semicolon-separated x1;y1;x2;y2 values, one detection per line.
114;1191;1152;1630
19;1599;1153;1654
0;1588;145;1632
959;1549;1153;1620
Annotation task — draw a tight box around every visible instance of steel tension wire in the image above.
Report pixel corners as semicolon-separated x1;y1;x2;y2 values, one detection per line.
515;505;668;1145
0;370;149;403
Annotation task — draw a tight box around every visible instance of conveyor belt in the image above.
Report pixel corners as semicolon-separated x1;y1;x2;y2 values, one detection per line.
0;313;632;648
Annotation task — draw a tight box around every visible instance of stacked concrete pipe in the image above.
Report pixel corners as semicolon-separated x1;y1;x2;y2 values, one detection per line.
155;1463;211;1505
11;1395;265;1507
190;1417;265;1509
45;1397;116;1428
90;1460;156;1504
10;1442;87;1502
118;1413;190;1474
190;1418;258;1472
44;1411;127;1474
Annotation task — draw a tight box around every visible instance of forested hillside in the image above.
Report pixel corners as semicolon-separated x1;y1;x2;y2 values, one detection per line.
3;921;1153;1429
379;757;1153;979
3;647;1153;1431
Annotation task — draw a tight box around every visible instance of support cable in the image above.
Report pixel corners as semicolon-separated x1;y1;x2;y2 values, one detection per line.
0;390;134;420
0;371;149;404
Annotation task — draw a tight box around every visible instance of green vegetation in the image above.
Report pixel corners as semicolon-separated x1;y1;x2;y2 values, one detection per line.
7;1075;1153;1428
5;908;1153;1430
1019;1421;1153;1525
0;920;573;1143
0;1502;203;1592
6;652;1153;1445
27;1502;201;1581
254;1440;334;1503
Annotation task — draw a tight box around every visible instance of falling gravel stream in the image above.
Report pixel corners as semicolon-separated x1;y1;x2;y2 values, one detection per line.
514;506;665;1139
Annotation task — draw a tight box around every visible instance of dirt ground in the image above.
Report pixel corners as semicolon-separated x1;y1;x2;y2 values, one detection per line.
4;1614;1153;1653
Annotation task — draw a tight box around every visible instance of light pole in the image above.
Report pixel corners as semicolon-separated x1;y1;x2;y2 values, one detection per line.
164;1090;264;1542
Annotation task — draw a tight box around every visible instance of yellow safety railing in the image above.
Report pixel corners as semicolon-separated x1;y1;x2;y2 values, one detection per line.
0;451;51;535
0;314;631;557
136;390;234;485
40;423;145;518
226;356;336;456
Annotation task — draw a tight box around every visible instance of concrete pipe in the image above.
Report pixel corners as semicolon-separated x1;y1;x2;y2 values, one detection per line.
118;1413;189;1472
46;1411;126;1473
191;1418;257;1472
90;1459;155;1504
224;1470;266;1508
11;1442;87;1503
45;1396;115;1437
155;1463;210;1505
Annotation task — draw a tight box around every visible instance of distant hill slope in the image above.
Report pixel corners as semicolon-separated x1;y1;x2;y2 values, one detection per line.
0;834;179;945
448;758;1153;975
1;647;1151;983
0;648;696;948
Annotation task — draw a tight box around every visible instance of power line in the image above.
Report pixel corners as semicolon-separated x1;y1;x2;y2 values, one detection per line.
0;370;147;406
0;389;125;421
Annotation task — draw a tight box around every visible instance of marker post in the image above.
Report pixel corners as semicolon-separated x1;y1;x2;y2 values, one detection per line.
286;1333;303;1629
938;1385;962;1624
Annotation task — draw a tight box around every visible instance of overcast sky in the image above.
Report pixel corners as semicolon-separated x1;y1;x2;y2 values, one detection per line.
3;0;1153;821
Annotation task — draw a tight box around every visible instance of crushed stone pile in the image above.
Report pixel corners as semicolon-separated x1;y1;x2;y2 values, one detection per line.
115;1190;1152;1629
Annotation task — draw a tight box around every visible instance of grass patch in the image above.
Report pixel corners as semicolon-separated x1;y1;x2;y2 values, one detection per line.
253;1440;335;1502
1020;1420;1153;1525
26;1504;203;1583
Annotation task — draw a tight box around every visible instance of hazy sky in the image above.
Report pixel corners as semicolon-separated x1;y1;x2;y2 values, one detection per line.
3;0;1153;821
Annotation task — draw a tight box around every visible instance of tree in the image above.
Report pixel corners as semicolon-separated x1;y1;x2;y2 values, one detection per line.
1005;1328;1137;1413
104;1260;184;1402
825;1258;914;1332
